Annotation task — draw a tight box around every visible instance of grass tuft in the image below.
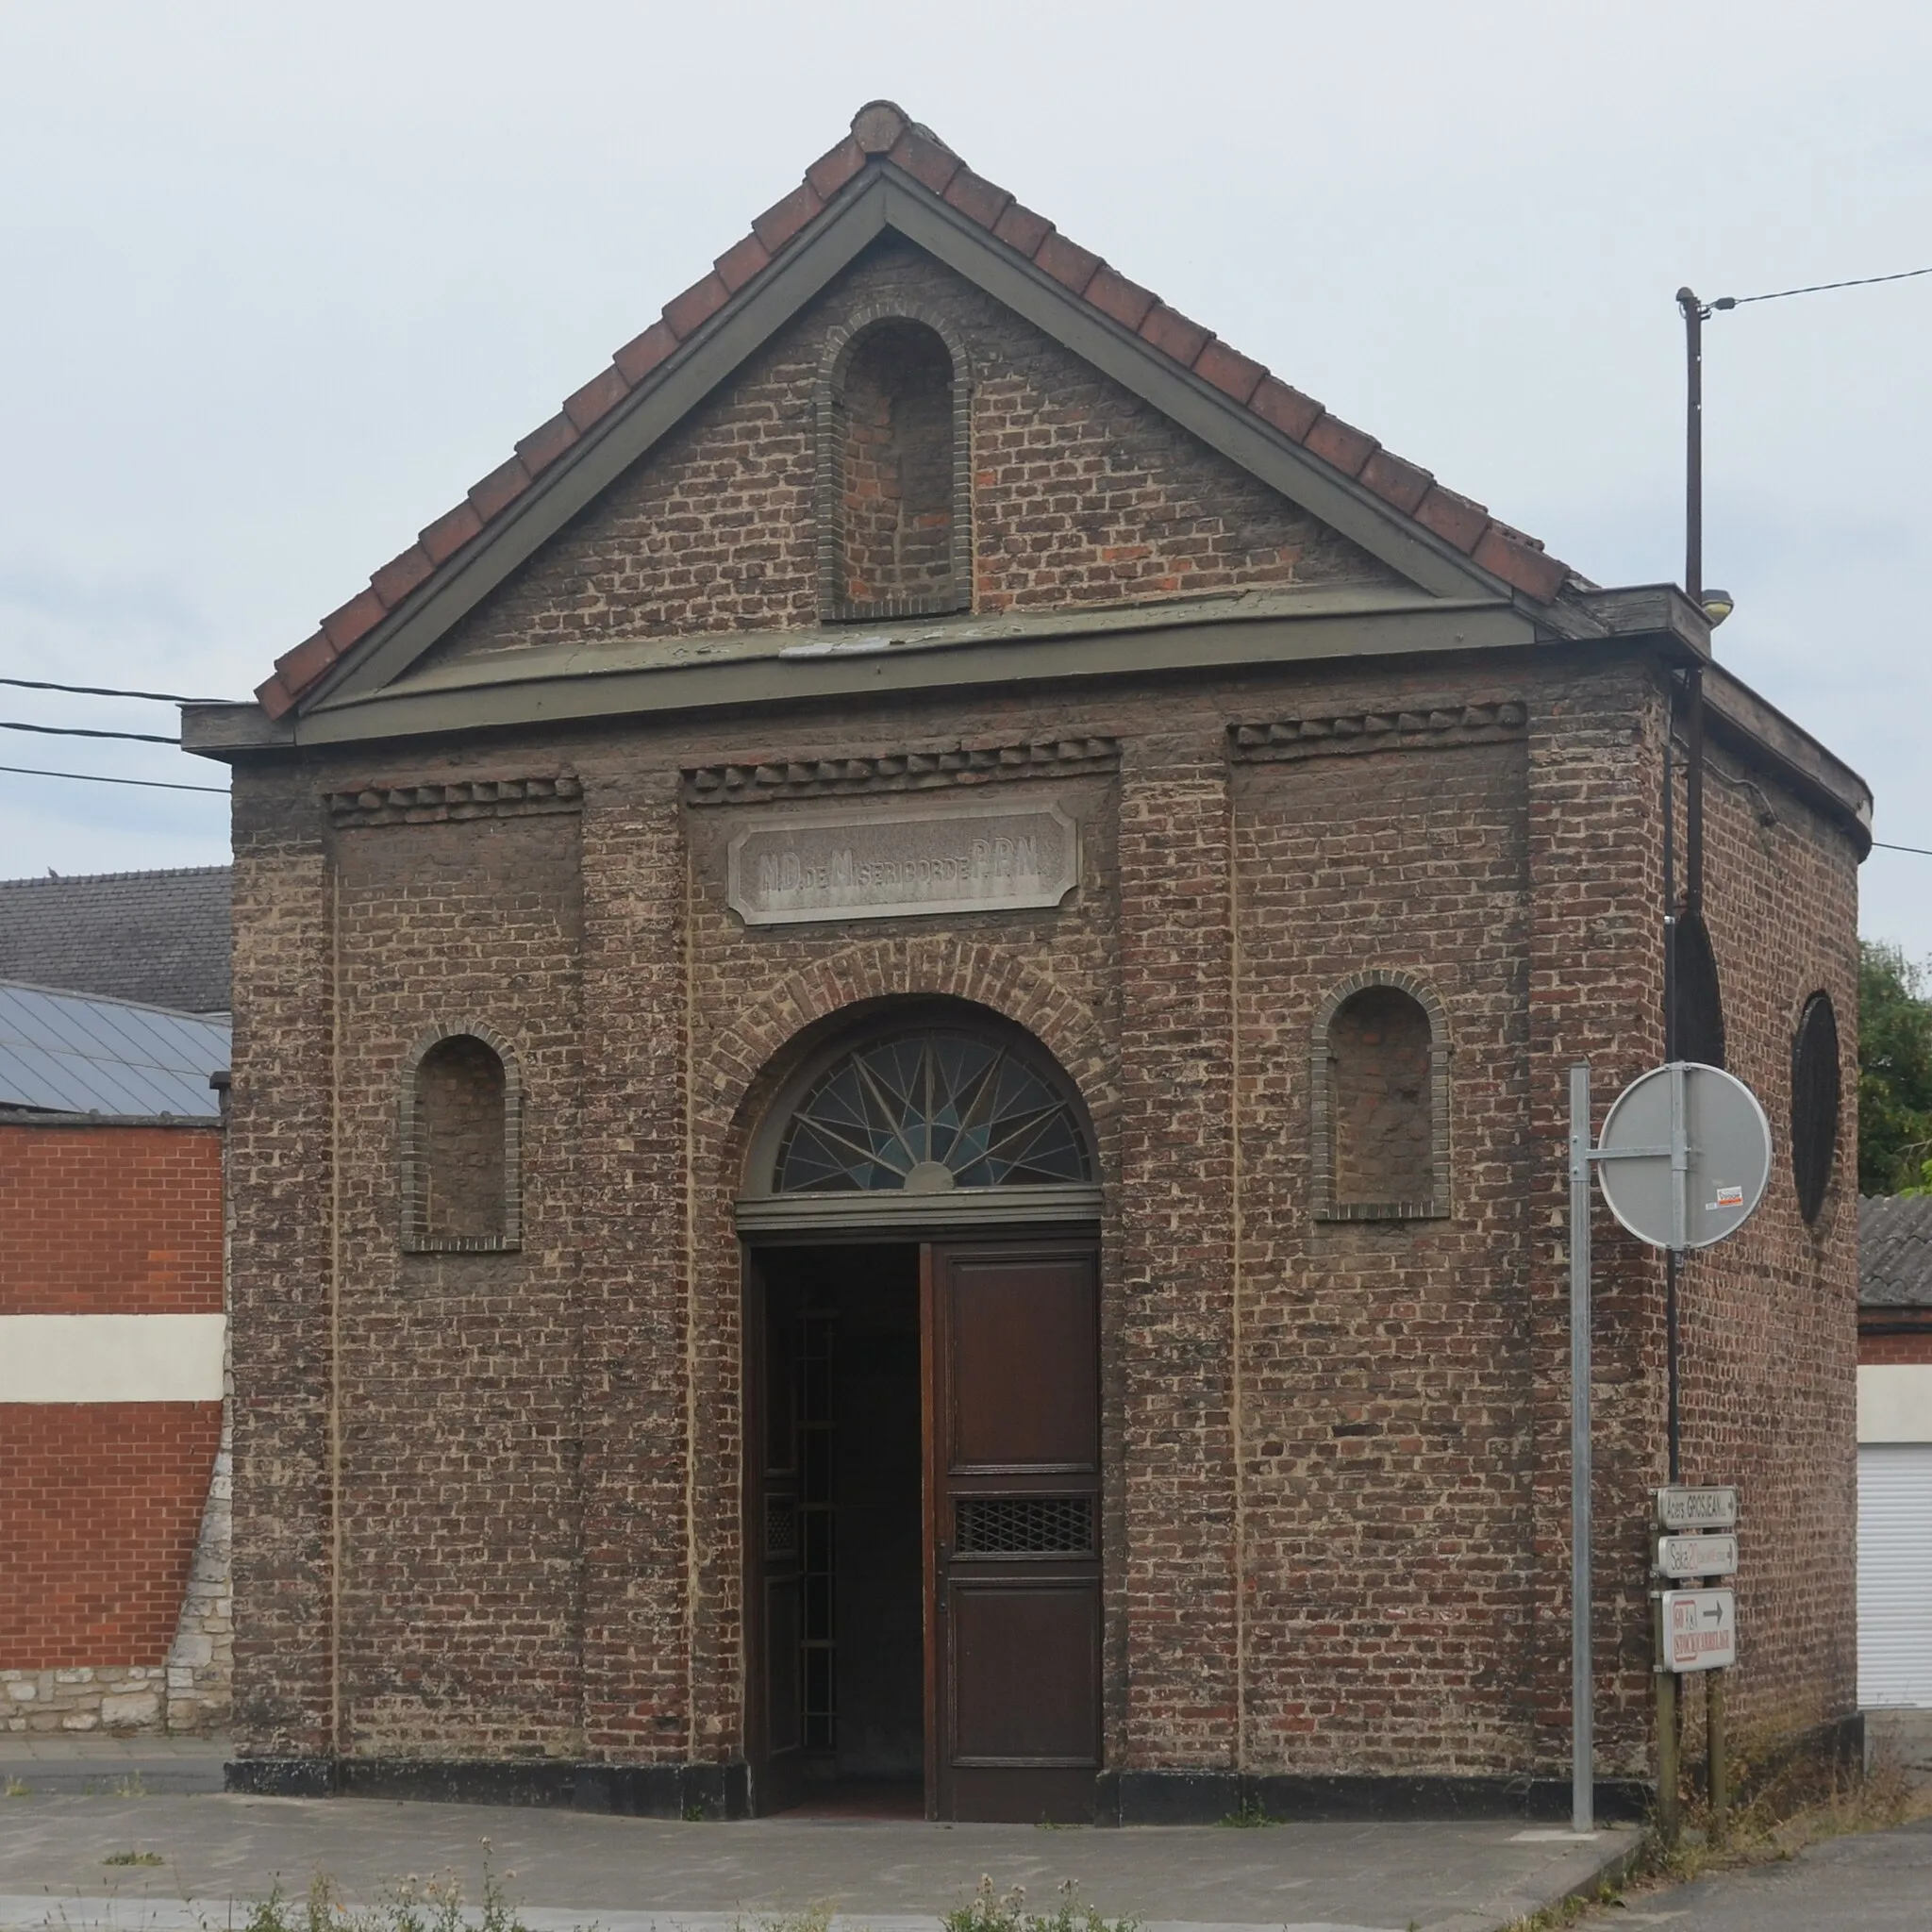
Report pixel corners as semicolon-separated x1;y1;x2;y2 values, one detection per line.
1217;1795;1277;1828
942;1876;1138;1932
236;1841;549;1932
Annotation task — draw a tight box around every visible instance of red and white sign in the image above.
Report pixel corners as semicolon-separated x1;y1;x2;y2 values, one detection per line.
1661;1588;1737;1673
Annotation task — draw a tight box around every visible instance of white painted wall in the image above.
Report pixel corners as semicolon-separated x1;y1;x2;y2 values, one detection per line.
0;1313;225;1402
1858;1364;1932;1445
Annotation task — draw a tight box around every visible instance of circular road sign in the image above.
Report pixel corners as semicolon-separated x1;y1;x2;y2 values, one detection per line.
1596;1061;1773;1250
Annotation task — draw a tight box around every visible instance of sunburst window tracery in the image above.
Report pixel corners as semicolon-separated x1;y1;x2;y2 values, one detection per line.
774;1031;1091;1194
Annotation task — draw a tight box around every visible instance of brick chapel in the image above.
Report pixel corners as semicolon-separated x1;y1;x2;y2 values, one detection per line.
185;104;1870;1823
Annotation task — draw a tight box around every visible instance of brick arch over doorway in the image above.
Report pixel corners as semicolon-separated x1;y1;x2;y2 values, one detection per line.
696;939;1116;1192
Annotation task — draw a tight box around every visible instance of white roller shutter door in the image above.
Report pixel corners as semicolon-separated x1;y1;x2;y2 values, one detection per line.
1859;1443;1932;1707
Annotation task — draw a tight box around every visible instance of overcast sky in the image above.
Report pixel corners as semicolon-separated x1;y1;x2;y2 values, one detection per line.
2;1;1928;957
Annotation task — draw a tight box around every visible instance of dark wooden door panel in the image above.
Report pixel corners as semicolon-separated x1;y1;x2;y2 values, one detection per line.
928;1239;1102;1824
945;1257;1098;1471
949;1580;1099;1761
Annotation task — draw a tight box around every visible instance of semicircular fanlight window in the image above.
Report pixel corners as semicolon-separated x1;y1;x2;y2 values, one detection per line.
775;1031;1091;1193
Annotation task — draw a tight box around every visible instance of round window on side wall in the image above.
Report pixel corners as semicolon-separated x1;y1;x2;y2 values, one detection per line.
1790;991;1841;1224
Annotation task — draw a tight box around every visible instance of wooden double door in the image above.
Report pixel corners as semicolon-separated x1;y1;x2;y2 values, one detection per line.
746;1237;1101;1822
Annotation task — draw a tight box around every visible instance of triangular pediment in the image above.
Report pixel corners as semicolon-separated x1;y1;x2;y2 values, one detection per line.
257;104;1578;724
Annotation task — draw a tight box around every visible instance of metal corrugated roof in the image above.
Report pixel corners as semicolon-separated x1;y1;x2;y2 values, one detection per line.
0;979;230;1117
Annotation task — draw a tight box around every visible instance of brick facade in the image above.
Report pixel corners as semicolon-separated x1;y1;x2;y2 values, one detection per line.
0;1123;223;1314
0;1121;231;1732
201;171;1865;1816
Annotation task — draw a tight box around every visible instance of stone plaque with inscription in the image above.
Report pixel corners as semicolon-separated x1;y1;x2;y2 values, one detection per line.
727;798;1079;926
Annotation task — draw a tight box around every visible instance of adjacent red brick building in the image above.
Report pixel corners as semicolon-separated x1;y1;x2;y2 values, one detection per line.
184;106;1869;1820
1;942;232;1734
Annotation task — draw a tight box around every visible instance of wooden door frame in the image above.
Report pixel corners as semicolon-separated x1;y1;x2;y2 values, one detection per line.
744;1226;1102;1820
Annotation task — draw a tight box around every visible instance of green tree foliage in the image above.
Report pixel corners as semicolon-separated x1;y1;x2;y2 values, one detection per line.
1859;940;1932;1194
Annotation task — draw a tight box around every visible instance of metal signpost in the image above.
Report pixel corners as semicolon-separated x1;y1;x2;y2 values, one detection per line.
1568;1062;1771;1837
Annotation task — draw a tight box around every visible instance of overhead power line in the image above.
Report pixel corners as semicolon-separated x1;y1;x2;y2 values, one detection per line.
1871;840;1932;859
0;762;226;795
1716;265;1932;309
0;675;226;705
0;718;177;744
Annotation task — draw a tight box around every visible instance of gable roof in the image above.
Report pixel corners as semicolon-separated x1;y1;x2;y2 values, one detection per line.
254;101;1578;723
0;866;232;1016
1861;1194;1932;1307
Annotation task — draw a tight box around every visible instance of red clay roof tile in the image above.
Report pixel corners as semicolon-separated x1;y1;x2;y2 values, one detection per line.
662;273;731;341
1194;339;1266;405
255;674;295;721
1085;265;1158;331
1034;230;1104;296
321;589;384;653
468;457;532;522
261;102;1577;711
1250;377;1324;441
991;202;1054;256
613;320;679;386
1474;525;1569;601
806;136;867;200
942;166;1013;231
1303;412;1378;476
275;631;337;692
1413;484;1491;554
1139;305;1212;365
419;501;484;565
371;544;436;609
714;233;772;295
563;364;630;433
1358;449;1434;515
513;413;579;477
889;128;962;196
752;182;825;254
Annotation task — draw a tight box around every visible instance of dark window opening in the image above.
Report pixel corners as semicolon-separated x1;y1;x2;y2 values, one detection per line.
833;321;961;618
416;1034;508;1243
1790;991;1841;1223
1330;985;1435;1209
1673;912;1726;1069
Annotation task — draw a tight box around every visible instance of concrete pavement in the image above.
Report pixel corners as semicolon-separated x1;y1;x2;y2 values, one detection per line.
0;1782;1639;1932
1619;1817;1932;1930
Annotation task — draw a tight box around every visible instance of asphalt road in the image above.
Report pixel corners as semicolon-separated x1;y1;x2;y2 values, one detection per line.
1621;1818;1932;1929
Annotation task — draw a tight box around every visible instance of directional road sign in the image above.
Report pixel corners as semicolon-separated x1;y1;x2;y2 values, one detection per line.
1596;1063;1772;1251
1660;1588;1737;1673
1657;1532;1740;1579
1657;1485;1739;1530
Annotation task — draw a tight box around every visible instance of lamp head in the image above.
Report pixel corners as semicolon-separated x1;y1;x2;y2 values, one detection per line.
1700;588;1735;628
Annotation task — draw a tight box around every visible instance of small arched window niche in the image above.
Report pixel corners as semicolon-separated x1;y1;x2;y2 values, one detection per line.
400;1024;523;1253
1311;973;1451;1223
817;308;973;623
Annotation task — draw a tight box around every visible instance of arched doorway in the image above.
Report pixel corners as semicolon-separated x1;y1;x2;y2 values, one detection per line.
738;1008;1103;1823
